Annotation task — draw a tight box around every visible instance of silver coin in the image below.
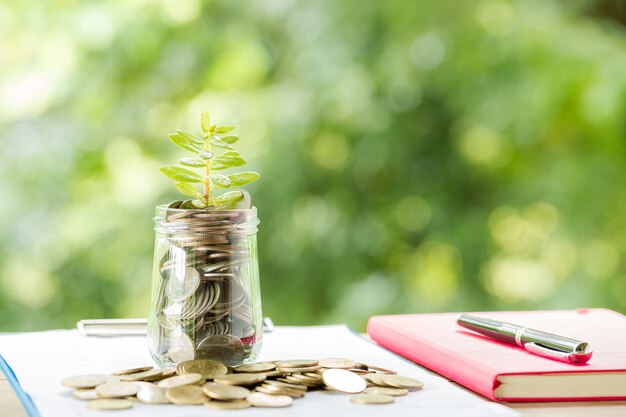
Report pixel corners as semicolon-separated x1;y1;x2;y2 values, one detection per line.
166;332;195;364
166;266;200;301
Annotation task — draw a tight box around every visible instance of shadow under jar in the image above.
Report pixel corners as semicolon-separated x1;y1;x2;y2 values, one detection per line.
147;205;262;368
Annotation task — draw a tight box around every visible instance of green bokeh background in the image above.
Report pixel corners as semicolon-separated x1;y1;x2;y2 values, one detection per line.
1;0;625;331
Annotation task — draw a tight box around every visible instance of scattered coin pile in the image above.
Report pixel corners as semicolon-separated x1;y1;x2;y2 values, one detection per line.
150;203;261;367
61;358;424;410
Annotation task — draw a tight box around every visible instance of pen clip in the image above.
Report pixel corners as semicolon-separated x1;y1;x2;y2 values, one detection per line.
524;342;593;364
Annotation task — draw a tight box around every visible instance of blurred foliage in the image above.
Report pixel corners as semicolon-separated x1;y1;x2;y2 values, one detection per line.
1;0;625;332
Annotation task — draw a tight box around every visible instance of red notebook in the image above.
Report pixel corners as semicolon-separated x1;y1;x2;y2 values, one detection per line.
367;308;626;402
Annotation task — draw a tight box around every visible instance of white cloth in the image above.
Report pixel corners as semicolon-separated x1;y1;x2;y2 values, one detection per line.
0;325;519;417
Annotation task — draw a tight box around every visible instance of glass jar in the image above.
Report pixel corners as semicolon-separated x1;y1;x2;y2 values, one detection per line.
147;205;262;367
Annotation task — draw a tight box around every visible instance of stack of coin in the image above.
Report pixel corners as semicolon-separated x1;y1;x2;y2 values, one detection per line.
149;203;261;367
61;357;424;410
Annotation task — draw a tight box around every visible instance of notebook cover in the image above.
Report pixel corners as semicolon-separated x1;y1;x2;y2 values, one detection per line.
367;308;626;402
0;354;40;417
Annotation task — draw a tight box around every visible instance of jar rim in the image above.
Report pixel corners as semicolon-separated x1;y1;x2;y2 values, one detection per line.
155;204;257;215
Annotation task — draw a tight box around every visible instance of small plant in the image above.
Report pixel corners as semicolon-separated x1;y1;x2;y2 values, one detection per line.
160;112;260;209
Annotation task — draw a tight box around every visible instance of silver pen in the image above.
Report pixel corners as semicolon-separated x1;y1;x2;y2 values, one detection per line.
457;314;593;364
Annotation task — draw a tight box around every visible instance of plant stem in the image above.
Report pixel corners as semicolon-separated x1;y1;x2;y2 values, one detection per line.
203;134;212;205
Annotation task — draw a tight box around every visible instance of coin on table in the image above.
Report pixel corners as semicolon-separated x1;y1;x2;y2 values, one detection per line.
177;359;228;379
274;359;318;368
264;380;308;391
165;385;207;405
166;267;200;301
73;389;99;400
214;373;266;386
377;375;423;390
137;386;170;404
276;365;321;373
351;394;395;405
203;384;251;400
87;399;134;410
234;362;277;373
157;373;203;388
96;381;140;398
318;358;357;369
120;368;163;382
160;368;177;378
111;366;153;376
364;373;388;386
322;369;366;393
204;399;251;410
364;386;409;396
61;374;107;389
246;392;293;408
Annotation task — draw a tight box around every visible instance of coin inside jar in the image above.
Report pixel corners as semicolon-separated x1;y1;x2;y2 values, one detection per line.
166;267;200;301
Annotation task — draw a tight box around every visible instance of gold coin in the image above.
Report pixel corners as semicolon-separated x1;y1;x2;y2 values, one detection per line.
177;359;228;379
377;375;423;390
364;386;409;396
137;387;170;404
256;385;305;398
72;389;98;400
95;382;140;398
165;385;207;405
61;374;107;389
87;399;134;410
111;366;153;376
363;373;388;386
203;384;250;400
318;358;357;369
213;373;266;386
157;373;203;388
359;363;397;375
204;399;251;410
159;368;177;379
234;362;277;373
133;381;157;390
120;369;163;382
246;392;293;408
322;369;366;393
276;365;321;373
264;380;308;391
351;394;395;405
274;359;318;368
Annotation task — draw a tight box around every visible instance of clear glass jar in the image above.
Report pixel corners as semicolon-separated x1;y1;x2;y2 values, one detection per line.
147;205;262;367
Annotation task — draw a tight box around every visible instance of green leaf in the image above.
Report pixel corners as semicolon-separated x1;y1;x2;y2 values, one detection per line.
169;133;202;153
176;130;204;144
220;135;239;144
210;137;234;150
192;199;207;208
180;157;206;168
199;150;213;160
210;191;244;208
160;165;203;183
210;174;232;188
201;112;211;133
174;182;201;198
211;151;246;170
216;125;235;134
228;171;260;187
